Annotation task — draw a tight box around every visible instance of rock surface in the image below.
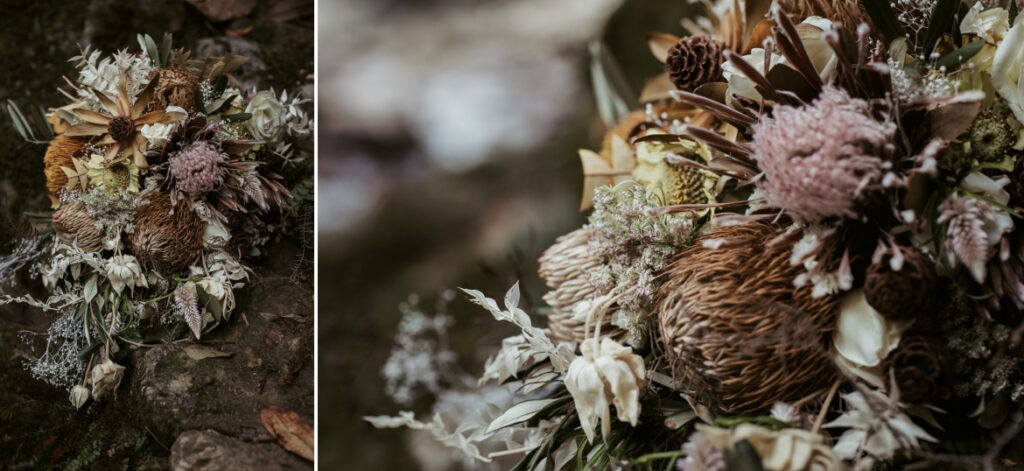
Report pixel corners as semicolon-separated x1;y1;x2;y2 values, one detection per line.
170;430;307;470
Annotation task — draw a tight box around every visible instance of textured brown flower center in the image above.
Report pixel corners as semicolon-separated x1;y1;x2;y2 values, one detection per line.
108;116;135;142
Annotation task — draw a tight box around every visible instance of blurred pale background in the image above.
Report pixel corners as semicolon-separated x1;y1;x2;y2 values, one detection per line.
317;0;693;468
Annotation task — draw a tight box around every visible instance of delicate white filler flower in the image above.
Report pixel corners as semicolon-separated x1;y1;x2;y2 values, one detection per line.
90;359;126;400
564;337;645;443
105;254;147;294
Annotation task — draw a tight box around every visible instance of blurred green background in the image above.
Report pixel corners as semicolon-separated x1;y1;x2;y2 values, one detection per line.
317;0;694;468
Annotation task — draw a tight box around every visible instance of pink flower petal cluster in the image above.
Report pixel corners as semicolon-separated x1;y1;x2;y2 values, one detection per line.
751;87;895;223
169;141;227;195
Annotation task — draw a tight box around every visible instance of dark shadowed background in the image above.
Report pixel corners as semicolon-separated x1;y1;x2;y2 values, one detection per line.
317;0;694;468
0;0;313;468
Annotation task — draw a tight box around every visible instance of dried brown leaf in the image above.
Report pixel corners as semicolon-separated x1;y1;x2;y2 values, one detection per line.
183;345;234;361
260;406;313;461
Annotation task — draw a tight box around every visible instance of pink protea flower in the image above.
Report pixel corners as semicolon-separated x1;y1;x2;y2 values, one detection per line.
751;86;896;223
169;141;227;195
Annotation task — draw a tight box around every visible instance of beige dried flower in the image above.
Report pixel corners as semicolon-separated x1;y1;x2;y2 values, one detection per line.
69;385;90;409
564;337;645;443
90;359;125;400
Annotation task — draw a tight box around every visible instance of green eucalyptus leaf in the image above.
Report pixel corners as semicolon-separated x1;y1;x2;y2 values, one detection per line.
726;440;766;471
923;0;961;55
935;40;984;70
223;112;252;123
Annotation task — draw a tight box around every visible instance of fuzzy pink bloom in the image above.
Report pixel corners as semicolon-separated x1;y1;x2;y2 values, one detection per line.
169;141;227;195
751;87;895;223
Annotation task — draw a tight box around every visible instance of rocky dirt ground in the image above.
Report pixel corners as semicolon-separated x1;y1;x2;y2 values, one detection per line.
0;0;313;469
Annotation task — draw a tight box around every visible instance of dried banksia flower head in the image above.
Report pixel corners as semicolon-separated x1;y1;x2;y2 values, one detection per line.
751;86;895;223
885;336;951;403
129;192;205;272
658;223;839;413
864;246;937;321
169;141;228;195
666;36;725;91
148;68;199;112
44;135;88;206
52;201;104;252
538;228;627;343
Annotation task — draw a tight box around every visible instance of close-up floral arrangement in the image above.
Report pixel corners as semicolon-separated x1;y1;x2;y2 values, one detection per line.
0;34;312;410
368;0;1024;468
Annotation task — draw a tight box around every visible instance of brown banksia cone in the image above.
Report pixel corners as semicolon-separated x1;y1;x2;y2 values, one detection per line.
44;135;88;207
53;201;104;252
129;193;205;272
864;247;937;321
538;228;628;343
148;68;199;112
665;36;724;92
658;223;839;414
885;336;951;403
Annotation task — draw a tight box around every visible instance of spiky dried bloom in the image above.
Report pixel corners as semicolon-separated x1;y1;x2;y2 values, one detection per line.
751;86;895;224
148;68;199;112
52;201;104;253
666;36;725;91
967;105;1016;163
64;75;184;169
589;184;693;314
658;223;838;413
43;135;88;206
129;192;205;272
938;194;1012;284
776;0;867;31
169;141;228;195
677;433;725;471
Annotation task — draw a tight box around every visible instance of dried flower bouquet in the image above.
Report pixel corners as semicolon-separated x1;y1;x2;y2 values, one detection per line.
1;34;312;409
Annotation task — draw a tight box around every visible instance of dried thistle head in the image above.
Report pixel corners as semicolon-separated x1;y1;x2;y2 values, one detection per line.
658;223;839;414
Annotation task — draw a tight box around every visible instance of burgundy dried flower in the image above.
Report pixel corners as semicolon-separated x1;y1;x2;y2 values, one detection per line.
864;247;937;321
885;336;951;403
169;141;227;195
751;87;895;223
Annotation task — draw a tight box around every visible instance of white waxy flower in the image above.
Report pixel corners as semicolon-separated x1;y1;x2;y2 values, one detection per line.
246;90;287;141
564;337;645;443
69;385;90;409
832;289;911;388
960;3;1010;44
105;254;147;294
993;17;1024;125
90;359;126;400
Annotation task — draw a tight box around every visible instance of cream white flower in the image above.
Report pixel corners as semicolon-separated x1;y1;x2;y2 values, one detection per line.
140;106;186;148
832;289;911;388
960;3;1010;44
564;337;645;443
723;48;787;103
245;90;287;141
700;423;841;471
69;385;90;409
993;17;1024;124
90;359;126;400
105;254;147;294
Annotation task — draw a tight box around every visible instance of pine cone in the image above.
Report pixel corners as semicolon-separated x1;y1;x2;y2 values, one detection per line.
885;336;951;403
864;247;936;321
665;36;724;91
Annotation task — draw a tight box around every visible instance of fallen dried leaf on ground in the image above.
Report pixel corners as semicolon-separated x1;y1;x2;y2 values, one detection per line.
260;406;313;461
